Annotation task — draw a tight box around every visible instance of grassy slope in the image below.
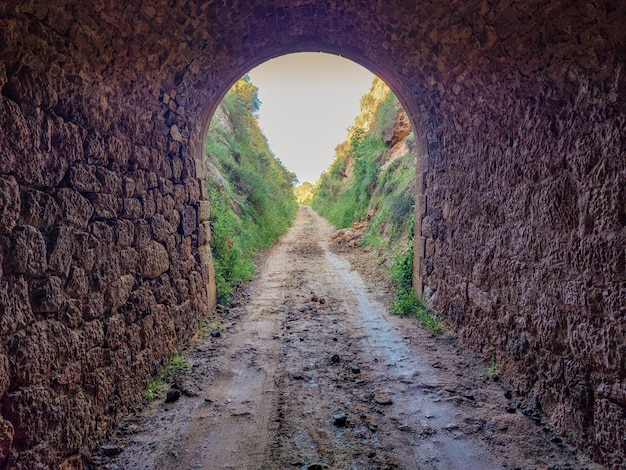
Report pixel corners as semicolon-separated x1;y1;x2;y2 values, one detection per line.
311;79;442;334
206;76;298;303
312;78;416;246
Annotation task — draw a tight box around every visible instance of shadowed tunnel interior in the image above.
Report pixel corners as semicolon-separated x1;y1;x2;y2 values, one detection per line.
0;1;624;467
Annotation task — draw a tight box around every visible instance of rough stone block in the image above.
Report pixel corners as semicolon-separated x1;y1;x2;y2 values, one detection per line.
421;215;438;239
140;241;170;279
128;170;148;196
153;274;177;306
119;247;139;273
197;200;210;224
0;175;20;234
0;354;9;397
173;184;187;208
90;221;114;245
181;157;196;178
198;244;213;278
83;292;105;321
132;146;151;170
57;299;83;329
83;132;107;166
105;313;127;350
14;150;69;188
12;320;71;386
185;178;201;203
158;176;174;195
95;166;122;195
107;135;131;168
174;278;190;304
198;221;211;246
122;176;136;198
106;274;135;311
170;124;183;142
150;214;175;242
195;159;210;181
10;225;47;276
180;204;197;236
19;188;60;230
69;163;101;193
162;196;180;227
77;320;105;353
122;197;143;219
48;227;76;276
50;117;85;165
0;114;17;175
29;276;66;313
0;417;14;463
93;250;122;291
165;233;183;258
146;171;158;190
159;157;173;179
88;193;122;219
114;219;135;247
468;282;494;313
171;157;183;182
0;100;29;156
5;66;59;109
152;189;163;215
55;187;93;228
134;219;151;248
72;231;97;271
66;266;88;298
140;193;156;219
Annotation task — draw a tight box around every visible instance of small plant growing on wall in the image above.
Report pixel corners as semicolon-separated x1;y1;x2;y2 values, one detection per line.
389;216;443;336
145;352;190;401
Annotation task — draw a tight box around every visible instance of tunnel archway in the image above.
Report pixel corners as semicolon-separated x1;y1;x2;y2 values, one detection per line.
0;1;623;467
200;50;428;297
195;47;430;297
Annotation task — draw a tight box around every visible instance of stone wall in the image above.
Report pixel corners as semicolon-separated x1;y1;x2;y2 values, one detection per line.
0;2;216;467
421;76;625;465
0;0;623;467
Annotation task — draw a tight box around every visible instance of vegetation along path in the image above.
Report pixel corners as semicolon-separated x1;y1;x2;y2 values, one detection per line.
93;206;599;470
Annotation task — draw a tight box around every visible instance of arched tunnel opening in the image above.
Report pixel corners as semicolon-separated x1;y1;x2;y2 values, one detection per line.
203;52;424;306
0;1;624;468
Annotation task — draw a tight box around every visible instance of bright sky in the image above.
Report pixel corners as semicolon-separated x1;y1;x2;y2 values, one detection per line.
248;53;375;185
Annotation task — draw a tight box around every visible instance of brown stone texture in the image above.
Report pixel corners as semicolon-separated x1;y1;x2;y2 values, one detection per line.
0;0;623;467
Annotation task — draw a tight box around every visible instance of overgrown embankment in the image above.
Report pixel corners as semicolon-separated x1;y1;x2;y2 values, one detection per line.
310;79;430;324
311;78;414;245
206;76;298;303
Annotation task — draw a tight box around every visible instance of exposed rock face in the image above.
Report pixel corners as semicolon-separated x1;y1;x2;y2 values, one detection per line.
0;0;623;468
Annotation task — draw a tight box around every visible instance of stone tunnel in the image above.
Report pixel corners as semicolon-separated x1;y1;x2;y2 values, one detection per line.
0;0;624;467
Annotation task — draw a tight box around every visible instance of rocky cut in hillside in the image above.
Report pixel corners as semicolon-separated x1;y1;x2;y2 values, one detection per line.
311;77;415;246
205;75;298;303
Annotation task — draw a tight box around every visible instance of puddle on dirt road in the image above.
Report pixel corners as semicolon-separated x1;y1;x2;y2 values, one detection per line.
323;242;501;470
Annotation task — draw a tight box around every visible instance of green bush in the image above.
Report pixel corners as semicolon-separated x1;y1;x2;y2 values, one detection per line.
389;236;443;336
312;128;386;228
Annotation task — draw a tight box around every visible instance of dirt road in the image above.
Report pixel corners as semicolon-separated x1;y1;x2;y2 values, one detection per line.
93;206;599;469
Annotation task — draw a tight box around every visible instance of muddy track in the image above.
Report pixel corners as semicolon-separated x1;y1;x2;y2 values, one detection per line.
92;206;599;470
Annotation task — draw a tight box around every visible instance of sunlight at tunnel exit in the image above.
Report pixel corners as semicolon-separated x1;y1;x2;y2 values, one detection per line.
247;52;375;185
